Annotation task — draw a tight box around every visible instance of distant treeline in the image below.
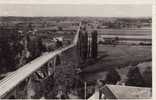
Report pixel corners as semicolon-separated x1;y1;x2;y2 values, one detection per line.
0;17;152;31
98;18;152;29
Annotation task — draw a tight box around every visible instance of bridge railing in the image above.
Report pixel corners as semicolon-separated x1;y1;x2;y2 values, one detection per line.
0;22;82;99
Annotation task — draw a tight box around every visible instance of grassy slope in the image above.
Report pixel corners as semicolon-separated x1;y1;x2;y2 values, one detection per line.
82;45;151;73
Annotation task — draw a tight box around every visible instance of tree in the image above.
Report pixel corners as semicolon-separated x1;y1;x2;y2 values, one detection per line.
105;69;121;85
91;30;98;59
55;39;63;49
142;67;152;87
58;26;63;31
126;67;145;87
80;28;88;61
38;37;46;52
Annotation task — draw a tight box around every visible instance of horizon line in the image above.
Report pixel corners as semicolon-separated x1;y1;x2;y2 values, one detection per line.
0;16;152;18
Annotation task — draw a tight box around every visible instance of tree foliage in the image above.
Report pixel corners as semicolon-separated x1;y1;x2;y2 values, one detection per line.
91;30;98;59
126;67;145;87
105;69;121;85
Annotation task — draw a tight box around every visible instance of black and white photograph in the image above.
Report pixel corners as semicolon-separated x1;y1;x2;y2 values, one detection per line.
0;3;154;99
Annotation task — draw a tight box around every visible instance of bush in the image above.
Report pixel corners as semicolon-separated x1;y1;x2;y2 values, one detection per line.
126;67;145;87
105;69;121;85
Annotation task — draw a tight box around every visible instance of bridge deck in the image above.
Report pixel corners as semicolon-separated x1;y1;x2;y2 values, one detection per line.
0;22;81;98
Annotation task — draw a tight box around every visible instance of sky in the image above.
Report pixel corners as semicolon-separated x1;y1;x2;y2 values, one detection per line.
0;4;152;17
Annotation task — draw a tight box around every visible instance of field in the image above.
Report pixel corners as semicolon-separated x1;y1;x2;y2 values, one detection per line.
82;44;152;81
87;29;151;35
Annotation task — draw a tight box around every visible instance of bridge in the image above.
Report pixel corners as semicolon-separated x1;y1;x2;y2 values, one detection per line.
0;21;152;99
0;22;98;99
0;22;79;98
